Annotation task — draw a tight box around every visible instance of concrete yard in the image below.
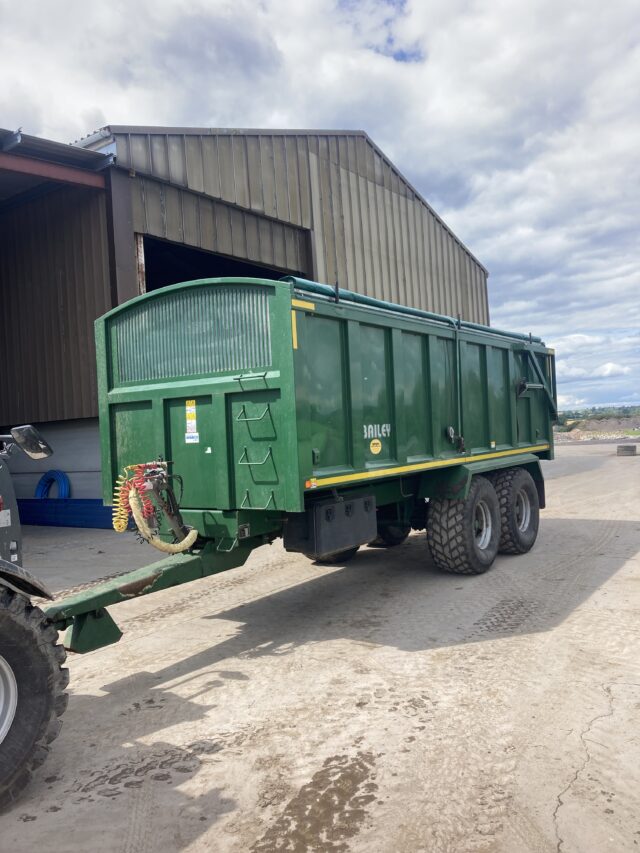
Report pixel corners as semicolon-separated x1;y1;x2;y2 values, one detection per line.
2;443;639;852
22;525;159;594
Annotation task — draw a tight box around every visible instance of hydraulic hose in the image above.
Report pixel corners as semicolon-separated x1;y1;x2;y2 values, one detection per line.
112;473;131;533
128;491;197;554
282;276;543;344
112;464;156;533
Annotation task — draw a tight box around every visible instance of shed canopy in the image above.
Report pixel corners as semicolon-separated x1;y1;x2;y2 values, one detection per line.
0;128;111;209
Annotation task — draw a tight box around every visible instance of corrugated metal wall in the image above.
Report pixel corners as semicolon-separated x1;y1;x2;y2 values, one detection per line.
110;129;489;323
0;186;110;423
130;176;309;276
4;418;101;499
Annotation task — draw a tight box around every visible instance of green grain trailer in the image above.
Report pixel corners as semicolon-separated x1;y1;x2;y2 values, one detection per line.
0;275;556;807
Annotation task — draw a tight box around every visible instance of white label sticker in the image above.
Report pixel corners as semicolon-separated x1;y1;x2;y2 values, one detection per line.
185;399;198;439
0;509;11;528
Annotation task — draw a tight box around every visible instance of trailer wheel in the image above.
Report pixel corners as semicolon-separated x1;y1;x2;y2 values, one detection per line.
375;523;411;547
428;476;500;574
313;547;359;565
492;468;540;554
0;589;69;811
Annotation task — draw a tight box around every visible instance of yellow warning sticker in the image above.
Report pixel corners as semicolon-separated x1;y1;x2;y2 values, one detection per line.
370;438;382;455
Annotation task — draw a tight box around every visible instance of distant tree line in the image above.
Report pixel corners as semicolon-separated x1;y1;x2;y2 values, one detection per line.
556;405;640;425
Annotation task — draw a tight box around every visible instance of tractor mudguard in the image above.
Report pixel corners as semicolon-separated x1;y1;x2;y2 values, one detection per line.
0;557;53;600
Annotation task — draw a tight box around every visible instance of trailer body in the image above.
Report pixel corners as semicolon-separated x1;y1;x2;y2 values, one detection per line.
96;276;554;540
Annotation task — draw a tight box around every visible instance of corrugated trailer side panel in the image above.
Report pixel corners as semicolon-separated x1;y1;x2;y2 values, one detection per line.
292;296;553;494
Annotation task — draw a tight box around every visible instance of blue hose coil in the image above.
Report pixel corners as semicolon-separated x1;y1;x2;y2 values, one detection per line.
35;470;71;499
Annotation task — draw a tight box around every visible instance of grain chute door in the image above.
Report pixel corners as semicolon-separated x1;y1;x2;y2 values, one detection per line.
229;390;283;510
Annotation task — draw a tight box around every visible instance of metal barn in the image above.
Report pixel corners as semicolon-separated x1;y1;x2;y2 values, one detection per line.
0;125;489;506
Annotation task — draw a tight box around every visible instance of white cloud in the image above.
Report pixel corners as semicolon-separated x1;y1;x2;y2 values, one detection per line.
556;359;633;381
549;334;607;355
591;362;632;378
557;393;587;409
555;363;588;380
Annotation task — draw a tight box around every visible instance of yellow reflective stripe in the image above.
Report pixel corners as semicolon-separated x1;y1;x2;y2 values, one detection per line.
292;299;315;311
308;444;551;488
291;310;298;349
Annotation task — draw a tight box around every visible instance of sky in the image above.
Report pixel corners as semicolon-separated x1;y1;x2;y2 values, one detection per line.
1;0;638;409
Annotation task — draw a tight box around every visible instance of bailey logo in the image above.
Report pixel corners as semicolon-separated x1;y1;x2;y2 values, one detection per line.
363;424;391;439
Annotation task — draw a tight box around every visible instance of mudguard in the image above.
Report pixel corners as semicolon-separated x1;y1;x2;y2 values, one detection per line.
419;453;546;507
0;557;53;600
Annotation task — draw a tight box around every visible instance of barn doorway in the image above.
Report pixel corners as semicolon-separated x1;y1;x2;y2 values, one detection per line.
141;235;296;293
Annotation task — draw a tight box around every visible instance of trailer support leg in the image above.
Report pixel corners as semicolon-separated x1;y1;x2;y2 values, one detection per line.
65;608;123;653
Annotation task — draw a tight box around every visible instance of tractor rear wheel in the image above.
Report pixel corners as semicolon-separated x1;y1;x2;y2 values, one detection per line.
0;589;68;811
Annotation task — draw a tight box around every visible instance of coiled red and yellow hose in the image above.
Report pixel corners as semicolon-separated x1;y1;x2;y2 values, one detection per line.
111;463;197;554
112;464;153;533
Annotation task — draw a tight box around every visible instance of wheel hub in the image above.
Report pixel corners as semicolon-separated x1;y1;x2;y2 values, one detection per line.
515;488;531;532
0;654;18;746
474;499;492;550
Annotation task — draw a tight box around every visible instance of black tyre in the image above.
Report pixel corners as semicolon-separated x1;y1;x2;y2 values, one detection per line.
0;589;69;811
428;476;500;574
617;445;637;456
371;523;411;548
313;547;360;565
492;467;540;554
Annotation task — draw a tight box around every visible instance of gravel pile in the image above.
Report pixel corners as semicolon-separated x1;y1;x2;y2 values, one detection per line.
554;428;639;442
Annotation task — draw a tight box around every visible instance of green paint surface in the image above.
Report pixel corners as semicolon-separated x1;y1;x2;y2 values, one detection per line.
96;275;556;526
